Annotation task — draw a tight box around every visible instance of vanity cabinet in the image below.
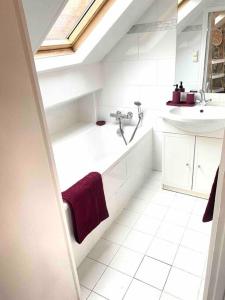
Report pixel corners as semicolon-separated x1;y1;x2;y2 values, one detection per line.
163;133;222;197
163;134;195;190
193;137;222;195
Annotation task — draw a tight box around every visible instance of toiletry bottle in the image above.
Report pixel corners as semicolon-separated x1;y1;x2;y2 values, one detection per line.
174;84;179;91
179;81;185;92
172;84;181;104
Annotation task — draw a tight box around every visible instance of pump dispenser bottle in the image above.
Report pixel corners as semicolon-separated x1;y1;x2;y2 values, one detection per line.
179;81;185;92
172;84;181;104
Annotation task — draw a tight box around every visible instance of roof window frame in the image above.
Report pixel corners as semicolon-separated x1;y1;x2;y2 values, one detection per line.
37;0;110;55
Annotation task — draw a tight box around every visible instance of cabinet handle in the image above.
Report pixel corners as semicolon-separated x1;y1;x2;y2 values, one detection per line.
198;165;201;168
186;163;189;167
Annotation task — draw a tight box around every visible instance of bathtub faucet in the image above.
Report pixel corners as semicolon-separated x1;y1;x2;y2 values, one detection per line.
110;111;133;121
110;111;133;145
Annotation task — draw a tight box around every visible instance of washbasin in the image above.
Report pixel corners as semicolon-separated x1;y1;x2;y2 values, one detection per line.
162;106;225;133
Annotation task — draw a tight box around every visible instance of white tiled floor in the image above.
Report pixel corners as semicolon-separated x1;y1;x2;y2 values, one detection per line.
79;172;212;300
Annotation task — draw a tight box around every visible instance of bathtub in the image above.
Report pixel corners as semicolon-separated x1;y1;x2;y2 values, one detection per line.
52;122;152;266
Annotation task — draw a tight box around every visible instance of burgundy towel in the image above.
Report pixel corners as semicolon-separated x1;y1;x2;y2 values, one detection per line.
203;168;219;222
62;172;109;243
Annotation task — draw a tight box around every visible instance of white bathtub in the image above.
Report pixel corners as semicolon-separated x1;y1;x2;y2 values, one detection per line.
52;122;152;266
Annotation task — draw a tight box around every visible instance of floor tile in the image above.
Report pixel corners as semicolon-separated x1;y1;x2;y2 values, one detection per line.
116;210;140;228
164;208;190;227
124;279;161;300
150;190;175;207
88;239;120;265
80;286;91;300
144;203;168;220
88;292;107;299
173;246;206;277
103;223;130;244
135;187;159;201
133;215;161;235
94;267;132;300
78;258;106;290
187;214;212;235
110;247;143;276
123;229;153;253
156;222;185;244
126;197;149;213
172;194;196;213
164;268;201;300
146;237;178;265
150;171;162;182
135;256;171;290
160;293;180;299
192;198;207;216
181;229;210;253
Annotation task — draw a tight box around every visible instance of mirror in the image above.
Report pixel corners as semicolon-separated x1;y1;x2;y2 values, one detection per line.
175;1;225;94
204;11;225;93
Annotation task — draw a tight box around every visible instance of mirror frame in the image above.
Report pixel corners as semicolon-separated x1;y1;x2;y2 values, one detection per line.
201;4;225;93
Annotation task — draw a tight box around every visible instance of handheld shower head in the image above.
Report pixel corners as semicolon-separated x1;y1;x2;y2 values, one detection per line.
134;101;142;107
134;101;142;115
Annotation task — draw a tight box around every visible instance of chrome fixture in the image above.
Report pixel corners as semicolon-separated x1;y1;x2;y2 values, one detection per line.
129;101;144;143
110;103;144;145
110;111;133;120
197;90;212;106
110;110;133;145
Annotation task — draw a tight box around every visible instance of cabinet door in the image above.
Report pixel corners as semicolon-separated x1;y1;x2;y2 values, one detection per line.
163;133;195;190
193;137;222;196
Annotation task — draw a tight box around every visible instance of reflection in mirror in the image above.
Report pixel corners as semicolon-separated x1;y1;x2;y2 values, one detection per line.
175;0;204;92
204;11;225;93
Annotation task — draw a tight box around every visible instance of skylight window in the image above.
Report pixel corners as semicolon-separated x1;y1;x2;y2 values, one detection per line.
178;0;187;7
38;0;111;55
46;0;95;41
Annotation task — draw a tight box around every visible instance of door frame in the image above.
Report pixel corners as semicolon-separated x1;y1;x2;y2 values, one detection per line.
204;129;225;299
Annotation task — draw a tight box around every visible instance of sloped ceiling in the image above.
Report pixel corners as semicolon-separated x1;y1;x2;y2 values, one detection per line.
177;0;203;34
22;0;67;52
22;0;154;65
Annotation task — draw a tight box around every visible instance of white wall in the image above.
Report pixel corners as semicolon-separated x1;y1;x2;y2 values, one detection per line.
207;0;225;8
38;64;101;135
0;1;79;299
38;63;103;108
45;94;96;135
96;0;177;171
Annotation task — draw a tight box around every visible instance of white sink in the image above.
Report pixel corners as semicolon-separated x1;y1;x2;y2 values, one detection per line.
162;106;225;133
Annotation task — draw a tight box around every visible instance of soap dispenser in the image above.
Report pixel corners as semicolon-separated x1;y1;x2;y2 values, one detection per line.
179;81;185;92
172;84;181;104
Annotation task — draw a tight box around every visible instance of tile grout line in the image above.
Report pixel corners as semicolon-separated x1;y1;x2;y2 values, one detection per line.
123;190;177;299
159;192;198;299
81;182;209;300
89;180;168;299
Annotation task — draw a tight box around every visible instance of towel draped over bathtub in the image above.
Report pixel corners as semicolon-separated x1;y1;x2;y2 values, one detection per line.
62;172;109;243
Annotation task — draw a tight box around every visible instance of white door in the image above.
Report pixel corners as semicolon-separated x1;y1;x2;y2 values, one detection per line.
163;133;195;190
193;137;222;196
